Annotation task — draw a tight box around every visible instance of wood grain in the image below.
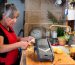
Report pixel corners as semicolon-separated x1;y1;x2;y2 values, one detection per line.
20;46;75;65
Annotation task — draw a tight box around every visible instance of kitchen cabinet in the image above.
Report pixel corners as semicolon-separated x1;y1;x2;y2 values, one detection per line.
66;10;75;31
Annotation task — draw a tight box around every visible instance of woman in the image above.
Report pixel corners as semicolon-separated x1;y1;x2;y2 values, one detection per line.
0;4;35;65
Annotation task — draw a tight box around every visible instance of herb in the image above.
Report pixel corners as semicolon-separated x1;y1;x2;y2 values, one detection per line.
57;27;64;37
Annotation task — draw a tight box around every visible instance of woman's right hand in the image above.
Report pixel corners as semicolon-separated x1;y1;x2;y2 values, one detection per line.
18;41;31;50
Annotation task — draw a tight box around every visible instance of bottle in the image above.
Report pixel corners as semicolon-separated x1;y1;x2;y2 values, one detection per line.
51;31;58;45
52;31;57;38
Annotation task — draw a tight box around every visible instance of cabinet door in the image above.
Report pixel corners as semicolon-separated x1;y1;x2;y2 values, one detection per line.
68;20;74;31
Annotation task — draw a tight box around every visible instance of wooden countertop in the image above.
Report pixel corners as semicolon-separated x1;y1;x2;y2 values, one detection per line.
20;46;75;65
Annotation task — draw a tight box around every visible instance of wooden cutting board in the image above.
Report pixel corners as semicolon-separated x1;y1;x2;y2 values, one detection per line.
20;46;75;65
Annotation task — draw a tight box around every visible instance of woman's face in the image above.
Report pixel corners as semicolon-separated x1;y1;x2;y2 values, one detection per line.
4;17;17;27
3;13;17;27
3;10;19;27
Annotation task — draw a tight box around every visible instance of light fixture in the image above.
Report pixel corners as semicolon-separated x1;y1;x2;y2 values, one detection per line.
55;0;62;5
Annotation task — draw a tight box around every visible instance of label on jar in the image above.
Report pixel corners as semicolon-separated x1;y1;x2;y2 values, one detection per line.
52;31;57;38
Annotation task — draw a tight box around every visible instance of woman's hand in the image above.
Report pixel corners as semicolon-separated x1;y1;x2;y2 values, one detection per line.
21;36;35;43
18;41;31;50
18;36;35;50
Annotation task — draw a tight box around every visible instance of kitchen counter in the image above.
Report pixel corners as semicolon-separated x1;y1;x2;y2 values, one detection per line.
20;46;75;65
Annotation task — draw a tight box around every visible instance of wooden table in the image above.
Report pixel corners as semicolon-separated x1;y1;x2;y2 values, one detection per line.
20;46;75;65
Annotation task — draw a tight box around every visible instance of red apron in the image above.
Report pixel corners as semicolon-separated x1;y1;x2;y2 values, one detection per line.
0;24;18;65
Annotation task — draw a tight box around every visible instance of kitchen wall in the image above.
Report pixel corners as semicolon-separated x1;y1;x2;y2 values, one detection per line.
7;0;24;36
47;0;65;22
24;0;65;36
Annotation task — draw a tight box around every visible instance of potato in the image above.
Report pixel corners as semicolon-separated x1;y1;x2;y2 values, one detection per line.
69;47;75;53
53;47;63;54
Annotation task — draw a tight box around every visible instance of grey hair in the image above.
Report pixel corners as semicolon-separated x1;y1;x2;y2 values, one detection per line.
4;3;19;19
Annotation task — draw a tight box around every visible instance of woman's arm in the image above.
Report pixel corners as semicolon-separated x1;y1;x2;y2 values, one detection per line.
0;36;31;53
